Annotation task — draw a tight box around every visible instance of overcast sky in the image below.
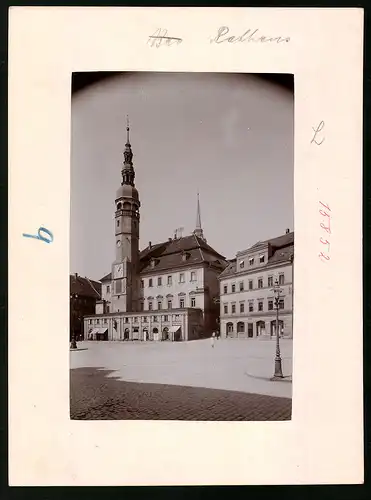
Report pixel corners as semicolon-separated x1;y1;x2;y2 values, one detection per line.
70;72;294;281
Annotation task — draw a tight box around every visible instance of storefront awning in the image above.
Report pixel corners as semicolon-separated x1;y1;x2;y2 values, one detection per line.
169;326;180;333
96;328;108;334
90;328;99;335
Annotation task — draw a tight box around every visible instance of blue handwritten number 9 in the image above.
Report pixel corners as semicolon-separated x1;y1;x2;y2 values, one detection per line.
23;226;54;244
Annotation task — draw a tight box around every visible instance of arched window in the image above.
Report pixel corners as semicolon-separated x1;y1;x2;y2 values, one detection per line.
226;322;233;333
117;202;122;210
153;327;159;334
123;202;131;211
237;321;245;333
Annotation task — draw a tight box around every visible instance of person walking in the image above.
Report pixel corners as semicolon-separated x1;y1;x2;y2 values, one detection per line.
211;331;215;348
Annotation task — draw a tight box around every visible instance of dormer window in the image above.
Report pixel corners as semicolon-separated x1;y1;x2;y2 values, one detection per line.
239;260;245;269
249;257;254;265
150;258;159;268
259;254;265;263
182;251;190;262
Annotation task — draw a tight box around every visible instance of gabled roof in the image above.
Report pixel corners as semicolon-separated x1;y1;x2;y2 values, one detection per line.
220;231;294;279
140;234;227;274
70;274;102;299
99;234;228;281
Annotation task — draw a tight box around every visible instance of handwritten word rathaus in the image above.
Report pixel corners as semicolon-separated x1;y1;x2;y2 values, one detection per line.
148;28;183;48
211;26;290;44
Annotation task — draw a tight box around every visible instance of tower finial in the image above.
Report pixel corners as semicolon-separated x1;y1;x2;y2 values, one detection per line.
126;115;130;144
193;191;206;241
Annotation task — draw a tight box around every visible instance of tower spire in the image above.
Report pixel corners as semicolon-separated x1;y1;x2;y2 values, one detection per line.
122;115;135;186
126;115;130;144
193;191;206;241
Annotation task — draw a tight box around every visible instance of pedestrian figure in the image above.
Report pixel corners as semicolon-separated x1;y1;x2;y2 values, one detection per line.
211;331;215;348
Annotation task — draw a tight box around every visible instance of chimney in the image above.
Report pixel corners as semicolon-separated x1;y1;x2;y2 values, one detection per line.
286;228;290;234
168;237;172;242
149;241;152;249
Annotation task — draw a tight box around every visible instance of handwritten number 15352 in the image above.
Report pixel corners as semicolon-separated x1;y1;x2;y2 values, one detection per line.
319;202;331;262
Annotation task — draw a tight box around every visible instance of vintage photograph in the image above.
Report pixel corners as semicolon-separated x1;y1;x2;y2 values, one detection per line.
69;72;294;420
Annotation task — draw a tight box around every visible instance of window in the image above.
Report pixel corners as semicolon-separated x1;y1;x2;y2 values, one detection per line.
157;301;162;310
167;275;172;285
89;319;92;324
249;280;253;290
125;317;129;323
239;282;244;291
190;271;196;281
249;257;254;265
143;316;147;322
158;277;162;286
148;301;153;310
232;304;236;313
153;316;158;322
175;314;180;320
279;299;284;309
106;306;110;313
106;285;110;293
258;278;263;289
180;298;185;308
140;280;144;288
179;273;185;283
259;254;265;263
240;303;245;313
223;285;228;294
191;297;196;307
117;220;119;227
224;304;228;314
164;315;168;322
268;276;273;287
116;280;122;293
167;300;172;309
134;317;138;323
249;303;254;312
279;274;285;285
149;278;153;287
232;284;236;293
140;302;144;311
239;260;245;269
268;300;274;311
258;301;263;311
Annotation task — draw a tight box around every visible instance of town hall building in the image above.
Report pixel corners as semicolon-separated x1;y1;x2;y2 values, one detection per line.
84;122;228;342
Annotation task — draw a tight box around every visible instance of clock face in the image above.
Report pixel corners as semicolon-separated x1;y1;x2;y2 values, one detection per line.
114;264;124;278
116;240;121;248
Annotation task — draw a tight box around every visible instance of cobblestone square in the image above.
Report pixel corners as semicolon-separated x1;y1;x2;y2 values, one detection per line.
70;338;292;420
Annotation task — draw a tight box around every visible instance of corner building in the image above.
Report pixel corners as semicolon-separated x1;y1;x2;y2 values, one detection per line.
219;231;294;339
84;123;228;342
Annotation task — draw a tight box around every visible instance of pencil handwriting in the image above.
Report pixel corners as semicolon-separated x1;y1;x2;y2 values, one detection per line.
210;26;290;44
148;28;183;48
311;121;325;145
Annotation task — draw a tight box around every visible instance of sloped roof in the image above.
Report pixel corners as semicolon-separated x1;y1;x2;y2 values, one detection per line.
99;234;228;281
220;232;294;279
70;274;102;299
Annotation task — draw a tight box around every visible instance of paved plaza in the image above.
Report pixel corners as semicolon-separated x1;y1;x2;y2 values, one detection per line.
70;338;292;420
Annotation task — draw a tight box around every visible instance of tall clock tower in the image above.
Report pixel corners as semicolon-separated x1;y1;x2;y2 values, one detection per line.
111;118;140;313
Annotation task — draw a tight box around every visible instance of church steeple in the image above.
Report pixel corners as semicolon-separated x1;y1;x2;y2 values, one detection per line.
193;192;206;241
122;116;135;186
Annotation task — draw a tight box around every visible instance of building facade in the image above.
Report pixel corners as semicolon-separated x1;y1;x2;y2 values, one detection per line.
84;122;228;341
219;231;294;339
70;273;101;340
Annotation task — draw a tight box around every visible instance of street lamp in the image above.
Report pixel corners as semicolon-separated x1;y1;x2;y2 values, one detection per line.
271;280;284;379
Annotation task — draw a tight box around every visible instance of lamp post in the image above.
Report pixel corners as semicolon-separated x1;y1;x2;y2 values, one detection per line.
271;280;283;379
70;293;78;349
